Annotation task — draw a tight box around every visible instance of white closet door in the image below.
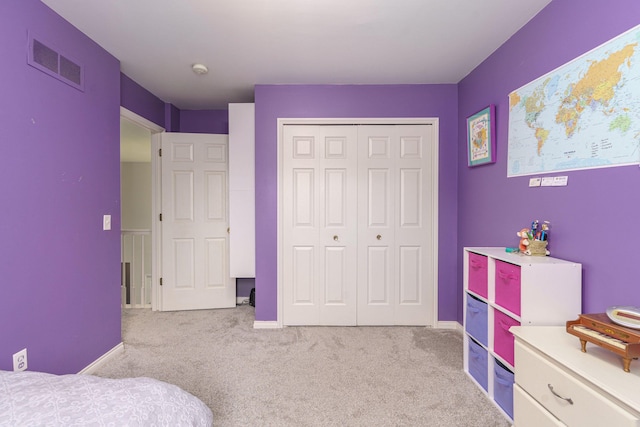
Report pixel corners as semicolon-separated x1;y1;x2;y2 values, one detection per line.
282;125;358;325
357;125;434;325
356;127;395;324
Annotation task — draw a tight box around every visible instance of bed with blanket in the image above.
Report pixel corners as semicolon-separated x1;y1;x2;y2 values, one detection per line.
0;370;213;426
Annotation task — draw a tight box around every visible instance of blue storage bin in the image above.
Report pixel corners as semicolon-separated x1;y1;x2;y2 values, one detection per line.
465;294;489;347
465;293;488;346
468;337;488;391
494;359;514;419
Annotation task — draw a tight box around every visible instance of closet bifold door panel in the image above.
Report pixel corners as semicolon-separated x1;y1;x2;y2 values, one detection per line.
282;124;434;326
356;125;434;325
282;125;358;326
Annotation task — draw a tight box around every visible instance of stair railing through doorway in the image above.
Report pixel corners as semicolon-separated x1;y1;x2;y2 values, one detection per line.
121;229;152;308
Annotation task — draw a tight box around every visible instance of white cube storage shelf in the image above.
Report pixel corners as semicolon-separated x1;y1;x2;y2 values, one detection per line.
462;247;582;422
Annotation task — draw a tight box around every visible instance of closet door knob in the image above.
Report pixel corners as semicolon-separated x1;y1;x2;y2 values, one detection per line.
376;234;382;240
333;235;339;241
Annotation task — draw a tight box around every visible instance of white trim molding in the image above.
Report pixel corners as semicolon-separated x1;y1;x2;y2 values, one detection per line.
120;107;164;133
253;321;280;329
436;321;463;331
78;342;124;374
120;107;165;311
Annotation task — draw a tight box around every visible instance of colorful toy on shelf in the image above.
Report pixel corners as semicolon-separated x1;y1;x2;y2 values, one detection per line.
517;220;551;256
538;221;550;242
516;228;530;252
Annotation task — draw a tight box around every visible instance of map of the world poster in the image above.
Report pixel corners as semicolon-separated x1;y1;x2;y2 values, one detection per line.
507;24;640;177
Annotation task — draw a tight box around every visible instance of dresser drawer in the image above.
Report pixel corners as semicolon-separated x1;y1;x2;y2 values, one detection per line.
513;385;563;427
515;341;640;427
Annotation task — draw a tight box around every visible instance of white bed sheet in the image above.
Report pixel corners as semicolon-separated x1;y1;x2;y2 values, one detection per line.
0;370;213;426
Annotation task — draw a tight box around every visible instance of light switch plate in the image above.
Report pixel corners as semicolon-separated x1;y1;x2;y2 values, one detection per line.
103;215;111;230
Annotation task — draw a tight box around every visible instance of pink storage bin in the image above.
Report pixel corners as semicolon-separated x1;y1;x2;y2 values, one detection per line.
494;260;521;315
494;310;520;366
468;252;488;297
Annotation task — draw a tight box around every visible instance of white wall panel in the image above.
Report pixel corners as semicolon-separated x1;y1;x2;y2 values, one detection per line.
229;103;255;277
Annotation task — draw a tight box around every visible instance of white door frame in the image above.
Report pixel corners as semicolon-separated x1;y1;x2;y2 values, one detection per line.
276;117;440;328
120;107;165;311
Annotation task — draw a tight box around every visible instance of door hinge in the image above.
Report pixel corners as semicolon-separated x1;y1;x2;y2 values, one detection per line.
159;148;162;157
160;277;163;286
159;213;163;221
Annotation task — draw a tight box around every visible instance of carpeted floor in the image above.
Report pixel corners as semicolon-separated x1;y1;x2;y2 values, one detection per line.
92;306;510;426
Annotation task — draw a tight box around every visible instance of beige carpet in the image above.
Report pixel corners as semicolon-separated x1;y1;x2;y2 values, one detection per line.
92;306;510;426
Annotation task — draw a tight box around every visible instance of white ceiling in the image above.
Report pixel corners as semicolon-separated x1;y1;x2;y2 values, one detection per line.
41;0;551;110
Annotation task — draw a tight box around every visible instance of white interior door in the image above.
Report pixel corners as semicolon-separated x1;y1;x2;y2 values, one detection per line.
357;125;435;325
282;125;358;325
160;132;235;311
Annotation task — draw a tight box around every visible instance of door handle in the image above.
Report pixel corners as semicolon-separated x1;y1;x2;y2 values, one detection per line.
376;234;382;240
333;235;339;241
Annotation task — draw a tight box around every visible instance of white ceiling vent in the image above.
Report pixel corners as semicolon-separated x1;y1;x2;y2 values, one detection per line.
28;34;84;91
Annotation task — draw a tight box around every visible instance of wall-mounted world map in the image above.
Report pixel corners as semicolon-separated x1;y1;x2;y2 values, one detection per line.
508;24;640;177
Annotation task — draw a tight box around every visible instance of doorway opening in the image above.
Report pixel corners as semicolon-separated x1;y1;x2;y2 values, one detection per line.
120;107;164;310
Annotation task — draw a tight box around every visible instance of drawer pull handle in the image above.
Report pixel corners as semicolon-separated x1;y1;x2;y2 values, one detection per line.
499;320;513;331
548;384;573;405
497;270;515;281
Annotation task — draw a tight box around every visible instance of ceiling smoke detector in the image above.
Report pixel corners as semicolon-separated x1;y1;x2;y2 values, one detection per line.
191;63;208;75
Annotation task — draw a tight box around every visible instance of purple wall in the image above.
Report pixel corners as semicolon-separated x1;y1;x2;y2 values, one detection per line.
254;85;459;321
120;73;165;127
180;109;229;134
0;0;121;373
237;278;255;298
120;79;229;134
165;103;181;132
457;0;640;321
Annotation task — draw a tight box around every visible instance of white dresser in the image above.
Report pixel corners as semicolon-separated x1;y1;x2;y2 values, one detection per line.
511;326;640;427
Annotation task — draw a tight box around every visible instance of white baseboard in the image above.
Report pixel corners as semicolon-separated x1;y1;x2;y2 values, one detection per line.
436;321;463;331
253;320;461;330
78;342;124;374
253;320;280;329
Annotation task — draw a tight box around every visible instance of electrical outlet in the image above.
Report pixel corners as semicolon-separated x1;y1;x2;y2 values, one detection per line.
13;348;27;372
